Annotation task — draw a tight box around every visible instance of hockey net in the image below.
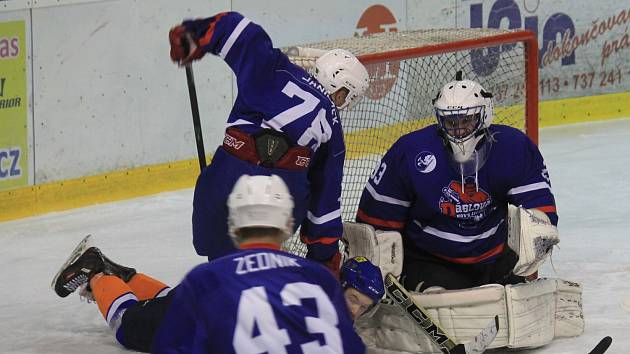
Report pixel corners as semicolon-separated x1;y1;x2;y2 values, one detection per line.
281;28;538;257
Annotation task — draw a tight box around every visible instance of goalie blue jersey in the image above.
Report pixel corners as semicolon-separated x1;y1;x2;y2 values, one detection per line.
357;124;557;264
153;244;365;354
184;12;345;261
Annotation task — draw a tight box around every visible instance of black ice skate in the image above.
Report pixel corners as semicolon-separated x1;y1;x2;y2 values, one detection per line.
51;235;137;298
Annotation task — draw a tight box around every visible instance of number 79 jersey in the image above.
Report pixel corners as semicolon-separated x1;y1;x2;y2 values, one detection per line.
153;247;365;354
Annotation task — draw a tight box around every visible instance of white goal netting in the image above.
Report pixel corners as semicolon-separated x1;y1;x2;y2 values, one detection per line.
281;28;537;257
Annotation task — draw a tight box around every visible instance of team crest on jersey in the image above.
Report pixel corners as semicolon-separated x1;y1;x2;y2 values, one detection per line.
415;151;436;173
439;178;493;226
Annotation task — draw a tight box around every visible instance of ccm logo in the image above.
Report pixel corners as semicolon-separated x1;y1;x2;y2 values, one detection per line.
295;156;310;167
224;134;245;150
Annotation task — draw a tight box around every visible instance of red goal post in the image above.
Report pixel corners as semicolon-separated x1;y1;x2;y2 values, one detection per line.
282;28;539;255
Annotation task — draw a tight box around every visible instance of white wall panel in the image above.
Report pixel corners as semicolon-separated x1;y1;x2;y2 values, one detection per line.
407;0;457;29
31;0;231;182
234;0;408;47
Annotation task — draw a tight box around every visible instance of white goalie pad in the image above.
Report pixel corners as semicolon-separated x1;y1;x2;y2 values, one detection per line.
342;222;403;279
504;279;556;347
507;204;560;276
355;278;583;353
554;279;585;338
356;284;509;354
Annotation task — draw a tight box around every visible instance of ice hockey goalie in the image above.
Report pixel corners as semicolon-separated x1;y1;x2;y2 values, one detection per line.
342;219;584;353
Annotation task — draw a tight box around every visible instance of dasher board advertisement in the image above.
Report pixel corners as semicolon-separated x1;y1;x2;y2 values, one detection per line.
0;20;27;190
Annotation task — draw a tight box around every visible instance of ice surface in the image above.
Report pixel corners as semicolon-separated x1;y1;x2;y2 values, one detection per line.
1;119;629;353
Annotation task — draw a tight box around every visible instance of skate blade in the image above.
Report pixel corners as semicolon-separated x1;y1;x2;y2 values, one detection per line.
50;235;93;290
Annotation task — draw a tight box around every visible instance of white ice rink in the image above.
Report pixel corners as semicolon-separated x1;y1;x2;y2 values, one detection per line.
1;118;629;354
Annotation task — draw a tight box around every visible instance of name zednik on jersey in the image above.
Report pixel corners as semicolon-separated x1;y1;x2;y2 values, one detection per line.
234;252;301;275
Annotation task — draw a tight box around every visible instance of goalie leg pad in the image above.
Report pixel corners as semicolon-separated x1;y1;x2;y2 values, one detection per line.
355;284;509;353
554;279;585;338
355;301;438;354
356;278;583;352
342;222;403;278
411;284;509;348
505;279;556;348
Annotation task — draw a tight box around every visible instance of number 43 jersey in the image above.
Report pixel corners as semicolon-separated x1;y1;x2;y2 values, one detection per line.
153;245;365;354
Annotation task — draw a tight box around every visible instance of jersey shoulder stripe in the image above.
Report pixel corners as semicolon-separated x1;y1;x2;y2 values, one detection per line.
508;181;551;195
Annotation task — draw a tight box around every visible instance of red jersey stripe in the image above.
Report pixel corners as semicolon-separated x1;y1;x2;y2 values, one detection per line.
356;209;405;229
299;235;339;245
433;243;505;264
536;205;557;213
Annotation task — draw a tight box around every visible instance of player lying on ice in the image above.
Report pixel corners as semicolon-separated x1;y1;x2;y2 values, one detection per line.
52;175;384;353
169;11;369;276
346;73;585;352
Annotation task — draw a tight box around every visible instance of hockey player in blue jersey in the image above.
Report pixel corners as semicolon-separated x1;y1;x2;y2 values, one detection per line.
356;73;559;292
169;12;369;274
52;175;376;353
340;256;385;320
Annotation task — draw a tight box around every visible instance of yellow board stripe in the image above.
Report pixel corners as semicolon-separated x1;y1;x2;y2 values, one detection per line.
345;118;431;159
344;106;522;159
1;91;629;222
0;158;204;222
540;91;630;126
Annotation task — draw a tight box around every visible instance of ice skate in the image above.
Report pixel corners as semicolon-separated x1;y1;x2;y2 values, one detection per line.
51;235;136;298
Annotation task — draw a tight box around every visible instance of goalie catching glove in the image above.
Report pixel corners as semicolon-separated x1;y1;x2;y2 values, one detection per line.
507;205;559;276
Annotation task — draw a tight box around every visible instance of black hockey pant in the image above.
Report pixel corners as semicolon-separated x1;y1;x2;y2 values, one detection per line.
401;241;525;292
118;287;176;352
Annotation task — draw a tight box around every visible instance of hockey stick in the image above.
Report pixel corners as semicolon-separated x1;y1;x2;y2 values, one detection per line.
181;35;207;171
384;273;499;354
587;336;612;354
185;65;207;171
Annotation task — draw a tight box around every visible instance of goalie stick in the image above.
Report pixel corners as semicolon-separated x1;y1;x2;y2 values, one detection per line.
587;336;612;354
384;273;499;354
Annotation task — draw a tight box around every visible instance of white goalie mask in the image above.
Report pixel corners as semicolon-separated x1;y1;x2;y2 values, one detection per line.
315;49;369;110
227;175;294;241
433;77;494;174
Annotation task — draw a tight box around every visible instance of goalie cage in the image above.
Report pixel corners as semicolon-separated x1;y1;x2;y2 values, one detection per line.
281;28;539;257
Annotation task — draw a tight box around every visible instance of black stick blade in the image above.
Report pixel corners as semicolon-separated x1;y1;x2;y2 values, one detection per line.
589;336;612;354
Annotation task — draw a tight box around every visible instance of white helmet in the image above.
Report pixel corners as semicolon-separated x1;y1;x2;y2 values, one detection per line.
315;49;369;110
227;175;294;241
433;75;494;164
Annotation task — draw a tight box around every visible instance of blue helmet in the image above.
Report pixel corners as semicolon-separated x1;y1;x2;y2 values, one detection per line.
340;256;385;303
